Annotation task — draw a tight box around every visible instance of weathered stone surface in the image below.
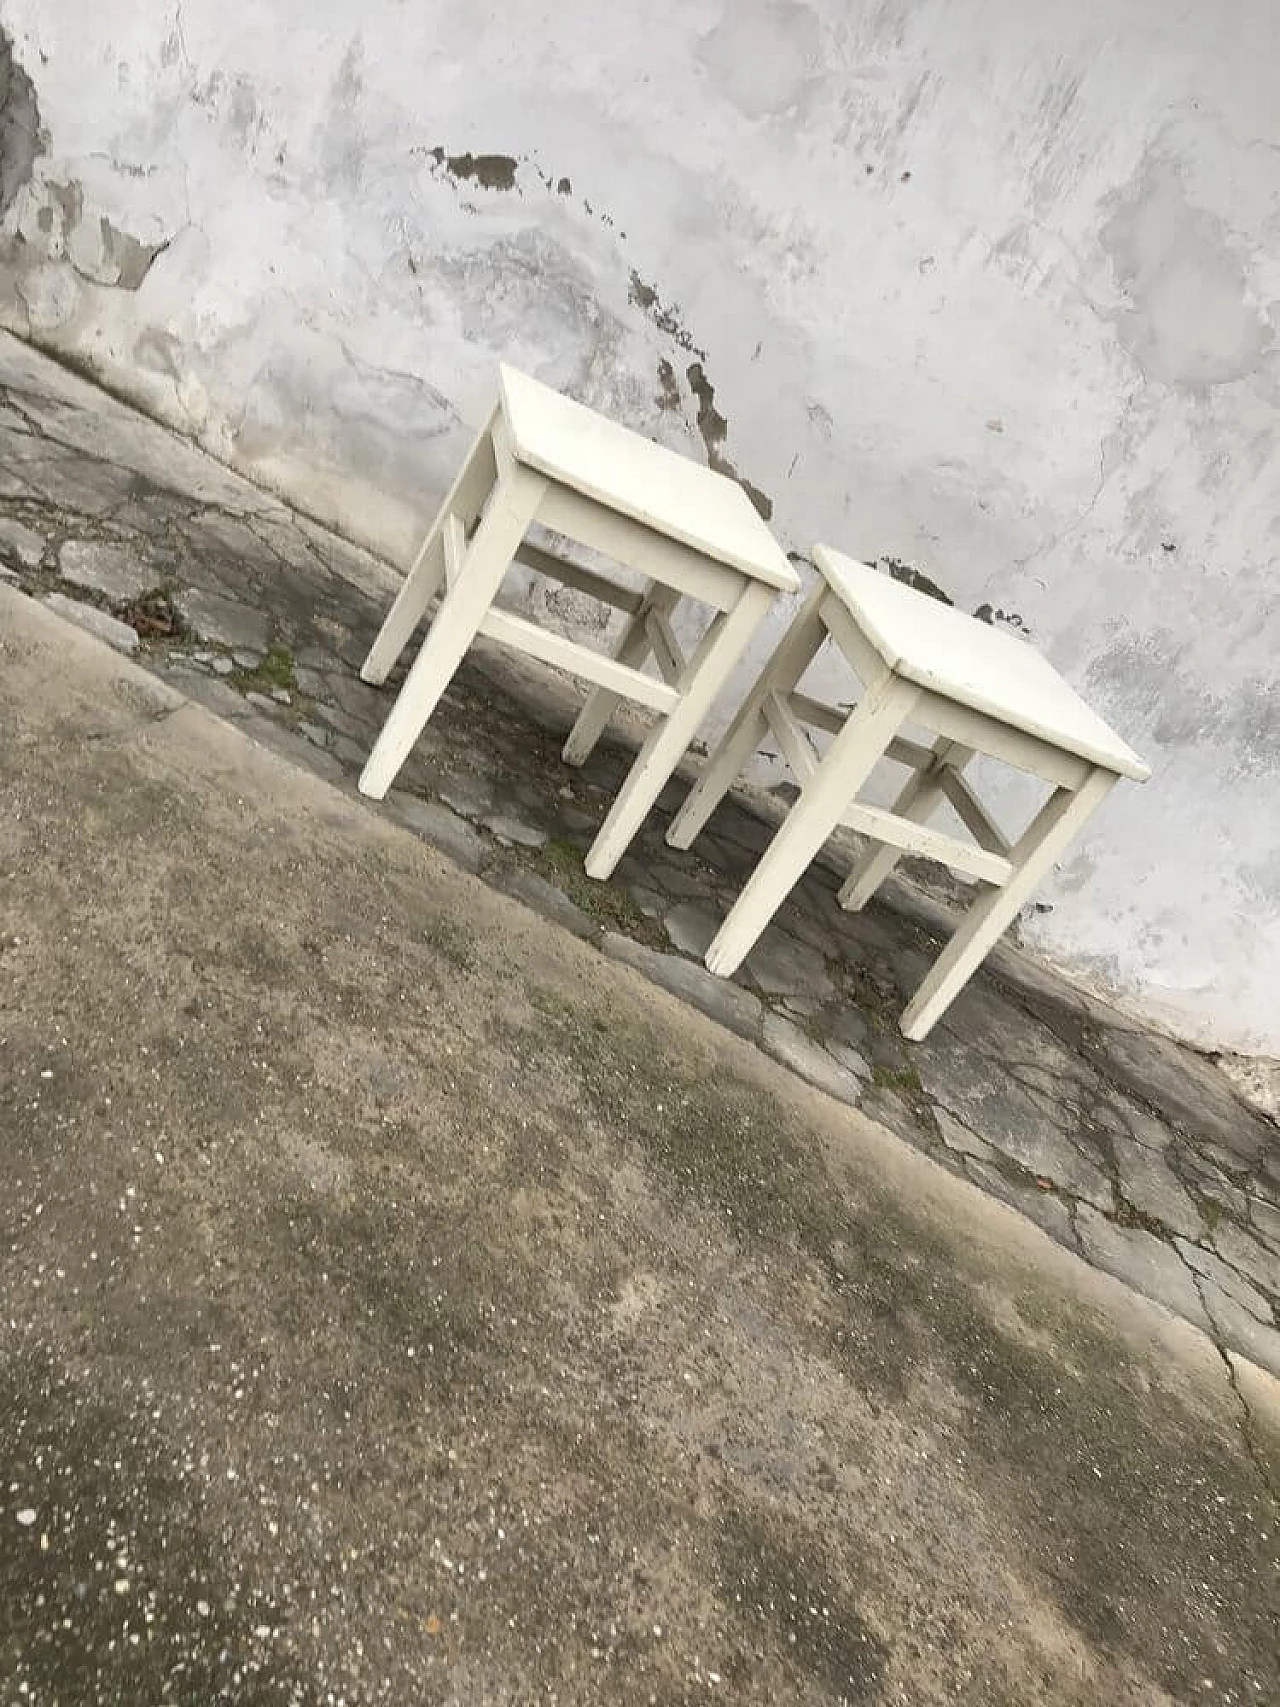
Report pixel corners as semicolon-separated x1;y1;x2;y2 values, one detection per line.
744;928;835;1000
627;884;665;919
1086;1023;1274;1166
663;900;719;958
934;1107;999;1163
1247;1196;1280;1254
382;793;488;874
917;1032;1113;1209
1112;1134;1203;1238
827;1038;871;1080
760;1013;864;1106
59;539;155;602
602;932;761;1042
0;516;46;567
964;1158;1077;1247
647;858;714;899
483;811;548;849
1215;1051;1280;1123
1174;1239;1273;1322
175;587;273;652
499;868;598;941
1199;1223;1280;1306
1201;1289;1280;1379
1075;1206;1211;1332
438;772;493;819
42;592;139;654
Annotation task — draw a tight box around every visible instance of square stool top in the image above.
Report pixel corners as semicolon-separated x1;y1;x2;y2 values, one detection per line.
498;366;799;592
814;546;1150;781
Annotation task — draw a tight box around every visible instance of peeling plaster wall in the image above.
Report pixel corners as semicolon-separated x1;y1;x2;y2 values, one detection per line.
1;1;1278;1054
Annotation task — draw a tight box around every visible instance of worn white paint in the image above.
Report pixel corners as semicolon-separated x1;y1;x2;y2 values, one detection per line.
2;0;1277;1052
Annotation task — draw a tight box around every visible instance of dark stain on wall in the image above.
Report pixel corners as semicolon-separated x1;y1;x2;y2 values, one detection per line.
428;147;519;192
655;358;682;414
878;555;952;604
0;30;44;216
973;602;1029;634
628;270;707;361
686;361;773;521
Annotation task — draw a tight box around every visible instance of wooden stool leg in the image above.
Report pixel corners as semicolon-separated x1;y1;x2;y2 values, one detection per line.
839;739;965;911
900;766;1115;1041
583;582;775;880
561;585;680;767
358;464;547;800
704;673;918;978
667;585;826;852
361;411;499;686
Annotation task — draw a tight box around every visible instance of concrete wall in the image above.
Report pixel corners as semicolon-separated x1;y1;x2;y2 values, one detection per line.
2;0;1277;1055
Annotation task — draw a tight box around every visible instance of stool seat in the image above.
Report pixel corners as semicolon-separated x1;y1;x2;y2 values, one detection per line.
356;367;798;883
499;367;794;588
668;550;1149;1041
816;548;1149;780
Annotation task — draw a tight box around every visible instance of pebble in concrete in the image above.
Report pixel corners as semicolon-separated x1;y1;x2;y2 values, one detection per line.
42;593;139;655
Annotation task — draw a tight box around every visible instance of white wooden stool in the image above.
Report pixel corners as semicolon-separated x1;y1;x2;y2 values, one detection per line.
668;546;1150;1040
358;365;798;877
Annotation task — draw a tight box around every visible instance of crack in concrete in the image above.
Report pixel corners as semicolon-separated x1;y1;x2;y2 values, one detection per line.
1185;1267;1280;1512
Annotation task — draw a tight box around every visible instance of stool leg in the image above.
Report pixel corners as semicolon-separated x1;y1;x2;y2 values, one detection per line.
361;411;500;687
561;585;680;767
704;673;918;978
667;585;826;851
838;739;966;911
900;766;1114;1041
583;581;775;880
358;463;547;800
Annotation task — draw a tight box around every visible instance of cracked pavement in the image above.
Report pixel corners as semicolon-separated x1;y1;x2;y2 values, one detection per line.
1;330;1278;1391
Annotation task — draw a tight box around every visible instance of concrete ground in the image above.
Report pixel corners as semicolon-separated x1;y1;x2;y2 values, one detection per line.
3;580;1279;1706
1;332;1278;1388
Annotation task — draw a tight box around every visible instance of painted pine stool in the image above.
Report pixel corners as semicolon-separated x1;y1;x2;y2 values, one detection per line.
358;365;799;878
668;546;1149;1040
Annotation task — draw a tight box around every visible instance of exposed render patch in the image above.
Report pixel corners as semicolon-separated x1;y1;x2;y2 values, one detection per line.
0;29;42;216
428;147;519;192
1100;154;1272;390
686;362;773;521
99;219;169;290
